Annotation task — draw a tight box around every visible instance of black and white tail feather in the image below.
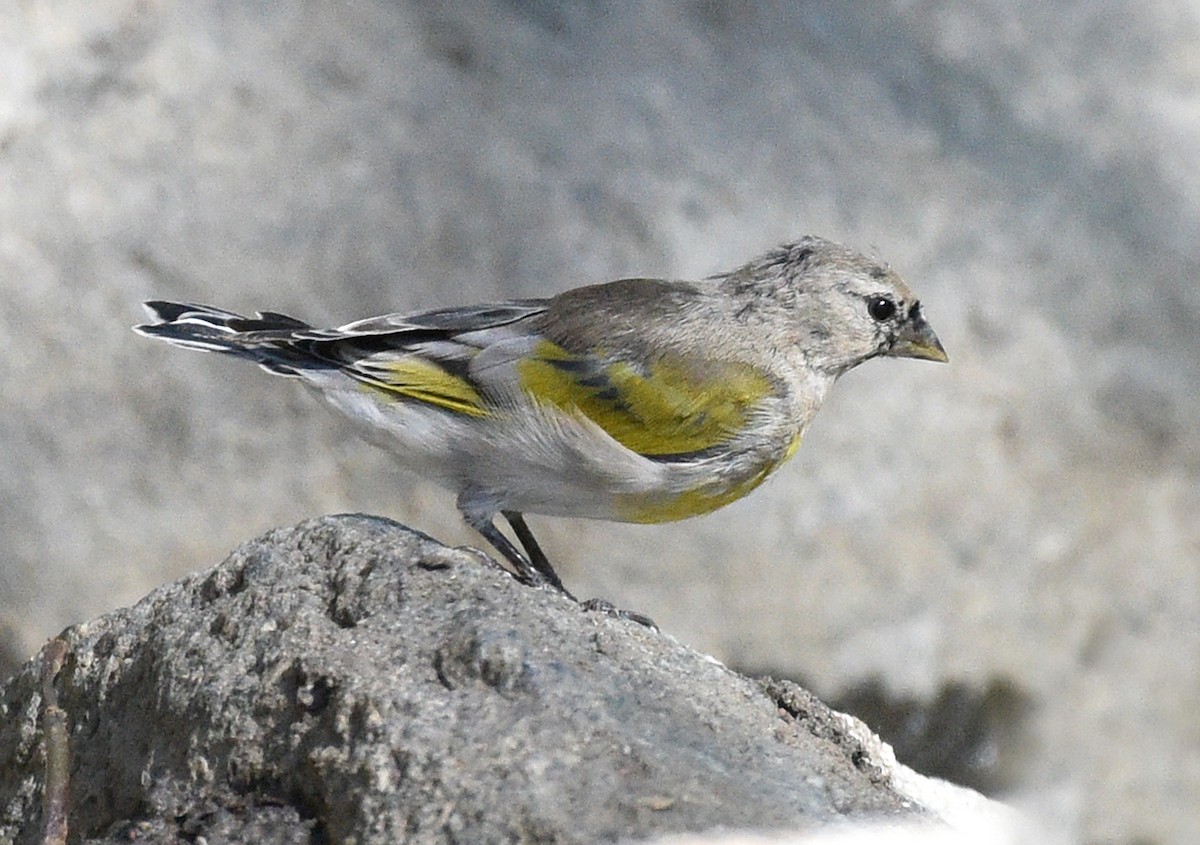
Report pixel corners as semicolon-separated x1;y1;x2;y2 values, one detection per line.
134;299;548;377
134;302;325;376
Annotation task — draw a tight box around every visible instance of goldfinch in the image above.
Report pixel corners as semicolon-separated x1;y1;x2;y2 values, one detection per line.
136;236;946;595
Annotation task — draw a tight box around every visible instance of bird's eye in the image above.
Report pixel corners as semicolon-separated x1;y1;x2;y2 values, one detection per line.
867;296;896;321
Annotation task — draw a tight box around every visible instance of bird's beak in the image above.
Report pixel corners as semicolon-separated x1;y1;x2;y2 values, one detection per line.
888;304;948;363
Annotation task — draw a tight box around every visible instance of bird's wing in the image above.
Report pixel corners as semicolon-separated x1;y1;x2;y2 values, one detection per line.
331;281;781;459
315;302;550;418
470;336;778;459
314;301;550;337
480;277;781;459
330;311;777;457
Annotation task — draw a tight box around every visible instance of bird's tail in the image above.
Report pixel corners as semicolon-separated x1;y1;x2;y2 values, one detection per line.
134;301;325;376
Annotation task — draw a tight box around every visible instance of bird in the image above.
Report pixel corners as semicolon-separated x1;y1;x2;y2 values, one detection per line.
135;236;946;598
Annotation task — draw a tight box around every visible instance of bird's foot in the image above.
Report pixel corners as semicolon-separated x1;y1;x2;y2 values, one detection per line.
579;598;658;630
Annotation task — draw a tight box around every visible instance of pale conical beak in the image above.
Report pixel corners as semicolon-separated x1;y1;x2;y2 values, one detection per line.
888;305;948;363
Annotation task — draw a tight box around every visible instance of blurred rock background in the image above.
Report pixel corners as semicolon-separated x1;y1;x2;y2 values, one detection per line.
0;2;1196;843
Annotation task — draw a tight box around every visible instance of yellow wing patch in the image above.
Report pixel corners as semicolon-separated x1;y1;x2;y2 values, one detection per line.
358;358;488;417
516;340;775;456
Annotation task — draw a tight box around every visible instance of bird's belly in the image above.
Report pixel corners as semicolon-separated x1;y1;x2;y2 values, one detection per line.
316;379;803;525
609;431;802;524
492;428;804;524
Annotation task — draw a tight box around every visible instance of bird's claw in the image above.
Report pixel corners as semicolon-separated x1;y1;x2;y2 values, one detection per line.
580;598;658;630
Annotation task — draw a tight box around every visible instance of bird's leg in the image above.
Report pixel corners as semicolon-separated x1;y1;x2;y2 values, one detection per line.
503;511;573;599
578;598;658;630
505;513;655;629
459;500;652;626
463;512;546;587
457;495;574;595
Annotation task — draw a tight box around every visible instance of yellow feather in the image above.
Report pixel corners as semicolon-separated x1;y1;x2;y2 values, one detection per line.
359;359;489;417
516;340;776;456
616;431;803;522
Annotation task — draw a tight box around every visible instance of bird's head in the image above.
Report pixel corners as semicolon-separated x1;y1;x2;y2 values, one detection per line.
722;237;948;376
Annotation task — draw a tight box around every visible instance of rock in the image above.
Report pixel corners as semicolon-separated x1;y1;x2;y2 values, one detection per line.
0;515;985;844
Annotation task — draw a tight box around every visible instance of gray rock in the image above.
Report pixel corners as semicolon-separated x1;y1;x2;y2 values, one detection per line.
0;516;922;844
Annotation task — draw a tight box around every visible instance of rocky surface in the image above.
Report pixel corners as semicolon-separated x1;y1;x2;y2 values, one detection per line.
2;3;1198;842
0;515;989;844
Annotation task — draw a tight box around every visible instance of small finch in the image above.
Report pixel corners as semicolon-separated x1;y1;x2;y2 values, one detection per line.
136;236;947;596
